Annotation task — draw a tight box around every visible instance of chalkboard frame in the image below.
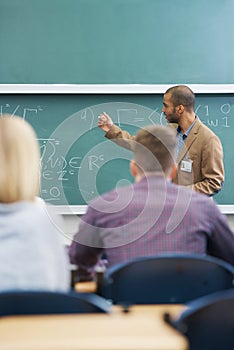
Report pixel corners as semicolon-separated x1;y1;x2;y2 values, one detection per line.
0;84;234;94
1;84;234;214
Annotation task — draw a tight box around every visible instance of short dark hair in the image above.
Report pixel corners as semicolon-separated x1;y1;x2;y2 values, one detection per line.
133;125;177;174
165;85;195;111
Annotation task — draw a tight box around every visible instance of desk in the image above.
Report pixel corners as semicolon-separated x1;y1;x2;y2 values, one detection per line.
0;305;188;350
75;281;97;293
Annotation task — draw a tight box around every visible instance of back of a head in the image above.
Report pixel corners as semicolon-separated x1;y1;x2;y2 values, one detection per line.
133;125;177;175
0;115;40;203
166;85;195;111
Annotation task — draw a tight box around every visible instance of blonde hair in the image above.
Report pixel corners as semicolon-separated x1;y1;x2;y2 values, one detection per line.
0;115;40;203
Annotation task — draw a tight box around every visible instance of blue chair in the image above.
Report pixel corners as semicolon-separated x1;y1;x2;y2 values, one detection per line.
165;289;234;350
102;253;234;305
0;291;111;316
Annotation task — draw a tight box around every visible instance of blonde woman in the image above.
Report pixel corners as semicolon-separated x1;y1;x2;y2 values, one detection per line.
0;115;70;292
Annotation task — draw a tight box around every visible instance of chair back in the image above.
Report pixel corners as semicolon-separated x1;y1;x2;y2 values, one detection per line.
0;291;111;316
168;289;234;350
102;254;234;305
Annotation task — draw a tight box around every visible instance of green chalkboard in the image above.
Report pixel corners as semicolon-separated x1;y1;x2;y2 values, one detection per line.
0;0;234;84
0;93;233;206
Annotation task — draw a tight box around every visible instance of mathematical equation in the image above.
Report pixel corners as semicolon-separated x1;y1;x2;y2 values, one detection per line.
0;100;233;204
195;103;232;128
0;103;43;120
39;138;105;202
0;101;233;128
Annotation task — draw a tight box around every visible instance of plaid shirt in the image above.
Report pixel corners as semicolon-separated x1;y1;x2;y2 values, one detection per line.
69;175;234;280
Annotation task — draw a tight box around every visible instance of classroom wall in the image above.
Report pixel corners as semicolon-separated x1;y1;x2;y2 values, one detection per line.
2;1;234;237
1;0;233;85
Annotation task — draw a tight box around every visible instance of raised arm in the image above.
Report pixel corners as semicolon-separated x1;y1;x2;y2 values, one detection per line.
98;112;136;150
98;112;114;132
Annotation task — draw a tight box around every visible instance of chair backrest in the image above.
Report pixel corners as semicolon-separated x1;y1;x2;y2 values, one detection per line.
0;291;111;316
102;254;234;305
168;289;234;350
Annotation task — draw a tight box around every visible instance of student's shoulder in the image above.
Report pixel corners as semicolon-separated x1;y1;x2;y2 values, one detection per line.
172;183;218;208
33;198;65;233
191;189;222;214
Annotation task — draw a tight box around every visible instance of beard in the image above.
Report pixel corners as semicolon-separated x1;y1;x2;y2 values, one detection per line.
165;108;179;124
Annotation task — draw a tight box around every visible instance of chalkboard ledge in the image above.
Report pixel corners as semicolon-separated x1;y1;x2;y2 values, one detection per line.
0;84;234;94
52;205;234;215
53;205;87;215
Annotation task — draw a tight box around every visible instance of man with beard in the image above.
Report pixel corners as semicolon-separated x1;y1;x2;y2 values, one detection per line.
98;85;224;196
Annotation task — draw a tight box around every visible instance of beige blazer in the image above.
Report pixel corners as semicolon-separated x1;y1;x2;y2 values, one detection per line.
105;118;224;196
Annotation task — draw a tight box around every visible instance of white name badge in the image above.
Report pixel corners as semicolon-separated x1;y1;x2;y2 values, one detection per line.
180;160;193;172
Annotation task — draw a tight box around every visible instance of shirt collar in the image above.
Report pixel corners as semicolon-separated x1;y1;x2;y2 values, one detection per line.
177;116;197;138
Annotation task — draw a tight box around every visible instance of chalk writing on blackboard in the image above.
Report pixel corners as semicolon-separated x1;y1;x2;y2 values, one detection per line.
195;104;231;128
0;103;43;120
0;98;233;205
